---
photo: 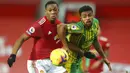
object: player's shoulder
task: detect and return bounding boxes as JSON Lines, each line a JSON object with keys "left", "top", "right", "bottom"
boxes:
{"left": 67, "top": 21, "right": 84, "bottom": 29}
{"left": 93, "top": 18, "right": 99, "bottom": 24}
{"left": 66, "top": 22, "right": 83, "bottom": 33}
{"left": 93, "top": 18, "right": 99, "bottom": 28}
{"left": 76, "top": 21, "right": 83, "bottom": 25}
{"left": 92, "top": 18, "right": 99, "bottom": 29}
{"left": 75, "top": 21, "right": 84, "bottom": 28}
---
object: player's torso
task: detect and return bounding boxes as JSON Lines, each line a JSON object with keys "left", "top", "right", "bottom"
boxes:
{"left": 30, "top": 17, "right": 62, "bottom": 60}
{"left": 42, "top": 19, "right": 58, "bottom": 42}
{"left": 68, "top": 18, "right": 99, "bottom": 51}
{"left": 37, "top": 17, "right": 61, "bottom": 47}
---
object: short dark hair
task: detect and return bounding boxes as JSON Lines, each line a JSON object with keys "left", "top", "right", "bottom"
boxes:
{"left": 45, "top": 1, "right": 58, "bottom": 9}
{"left": 79, "top": 5, "right": 93, "bottom": 15}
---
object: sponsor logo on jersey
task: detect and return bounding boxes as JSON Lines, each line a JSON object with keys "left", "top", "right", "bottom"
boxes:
{"left": 38, "top": 17, "right": 46, "bottom": 25}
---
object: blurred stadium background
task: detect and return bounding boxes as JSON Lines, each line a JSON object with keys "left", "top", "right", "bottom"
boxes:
{"left": 0, "top": 0, "right": 130, "bottom": 73}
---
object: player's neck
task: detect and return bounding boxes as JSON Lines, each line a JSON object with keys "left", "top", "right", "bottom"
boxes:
{"left": 46, "top": 16, "right": 55, "bottom": 24}
{"left": 50, "top": 20, "right": 55, "bottom": 24}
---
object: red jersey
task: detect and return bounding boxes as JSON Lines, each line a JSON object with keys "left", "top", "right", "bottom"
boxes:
{"left": 88, "top": 36, "right": 110, "bottom": 73}
{"left": 25, "top": 16, "right": 62, "bottom": 60}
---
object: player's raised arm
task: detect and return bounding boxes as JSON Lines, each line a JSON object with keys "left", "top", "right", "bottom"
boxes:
{"left": 7, "top": 33, "right": 30, "bottom": 67}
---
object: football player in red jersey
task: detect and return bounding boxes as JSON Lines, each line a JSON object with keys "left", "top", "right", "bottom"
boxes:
{"left": 7, "top": 1, "right": 67, "bottom": 73}
{"left": 82, "top": 29, "right": 110, "bottom": 73}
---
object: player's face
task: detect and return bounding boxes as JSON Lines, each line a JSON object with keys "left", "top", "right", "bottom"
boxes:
{"left": 45, "top": 4, "right": 59, "bottom": 21}
{"left": 80, "top": 11, "right": 94, "bottom": 27}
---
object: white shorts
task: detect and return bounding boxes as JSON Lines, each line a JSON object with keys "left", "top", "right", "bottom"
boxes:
{"left": 27, "top": 59, "right": 66, "bottom": 73}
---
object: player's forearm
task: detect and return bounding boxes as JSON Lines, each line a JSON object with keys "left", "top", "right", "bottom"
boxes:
{"left": 97, "top": 50, "right": 109, "bottom": 62}
{"left": 12, "top": 33, "right": 30, "bottom": 55}
{"left": 95, "top": 46, "right": 106, "bottom": 59}
{"left": 68, "top": 43, "right": 84, "bottom": 56}
{"left": 93, "top": 38, "right": 106, "bottom": 59}
{"left": 12, "top": 38, "right": 24, "bottom": 54}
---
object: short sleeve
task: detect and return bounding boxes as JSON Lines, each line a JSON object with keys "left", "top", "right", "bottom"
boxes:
{"left": 66, "top": 24, "right": 83, "bottom": 34}
{"left": 25, "top": 17, "right": 46, "bottom": 37}
{"left": 25, "top": 23, "right": 43, "bottom": 37}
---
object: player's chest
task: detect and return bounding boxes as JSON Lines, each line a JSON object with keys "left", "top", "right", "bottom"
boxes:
{"left": 79, "top": 29, "right": 97, "bottom": 49}
{"left": 83, "top": 28, "right": 96, "bottom": 42}
{"left": 42, "top": 24, "right": 57, "bottom": 39}
{"left": 69, "top": 29, "right": 96, "bottom": 44}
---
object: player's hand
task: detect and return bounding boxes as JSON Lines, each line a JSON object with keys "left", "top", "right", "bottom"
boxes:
{"left": 7, "top": 54, "right": 16, "bottom": 67}
{"left": 84, "top": 51, "right": 97, "bottom": 59}
{"left": 103, "top": 58, "right": 112, "bottom": 71}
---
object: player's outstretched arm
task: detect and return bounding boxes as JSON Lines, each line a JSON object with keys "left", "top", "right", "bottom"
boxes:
{"left": 92, "top": 37, "right": 112, "bottom": 71}
{"left": 7, "top": 33, "right": 30, "bottom": 67}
